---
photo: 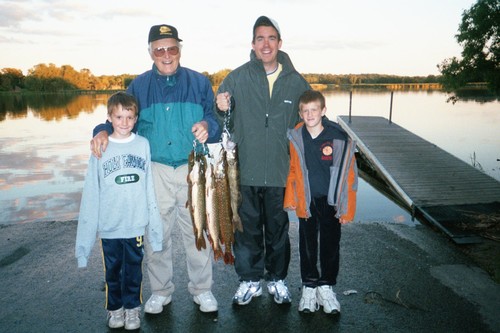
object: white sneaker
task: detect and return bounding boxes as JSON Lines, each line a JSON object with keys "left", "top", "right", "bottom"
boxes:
{"left": 267, "top": 280, "right": 291, "bottom": 304}
{"left": 144, "top": 294, "right": 172, "bottom": 314}
{"left": 107, "top": 307, "right": 124, "bottom": 328}
{"left": 193, "top": 291, "right": 218, "bottom": 312}
{"left": 316, "top": 285, "right": 340, "bottom": 314}
{"left": 232, "top": 281, "right": 262, "bottom": 305}
{"left": 298, "top": 286, "right": 318, "bottom": 313}
{"left": 124, "top": 306, "right": 141, "bottom": 330}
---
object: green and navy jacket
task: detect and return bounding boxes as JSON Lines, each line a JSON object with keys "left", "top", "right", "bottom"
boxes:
{"left": 94, "top": 64, "right": 221, "bottom": 168}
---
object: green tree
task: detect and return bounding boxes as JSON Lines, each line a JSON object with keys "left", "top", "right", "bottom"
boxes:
{"left": 0, "top": 68, "right": 24, "bottom": 91}
{"left": 438, "top": 0, "right": 500, "bottom": 95}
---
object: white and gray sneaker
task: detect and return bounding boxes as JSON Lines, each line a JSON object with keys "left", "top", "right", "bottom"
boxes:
{"left": 316, "top": 285, "right": 340, "bottom": 314}
{"left": 232, "top": 281, "right": 262, "bottom": 305}
{"left": 193, "top": 291, "right": 218, "bottom": 312}
{"left": 298, "top": 286, "right": 319, "bottom": 313}
{"left": 124, "top": 306, "right": 141, "bottom": 330}
{"left": 107, "top": 307, "right": 124, "bottom": 329}
{"left": 144, "top": 294, "right": 172, "bottom": 314}
{"left": 267, "top": 280, "right": 292, "bottom": 304}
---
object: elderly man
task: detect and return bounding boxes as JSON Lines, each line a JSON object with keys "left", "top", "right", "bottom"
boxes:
{"left": 91, "top": 24, "right": 221, "bottom": 315}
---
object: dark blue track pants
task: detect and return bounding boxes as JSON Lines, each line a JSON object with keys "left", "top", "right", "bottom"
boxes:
{"left": 101, "top": 237, "right": 144, "bottom": 310}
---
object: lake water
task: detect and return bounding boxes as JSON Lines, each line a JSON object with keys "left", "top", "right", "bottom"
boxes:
{"left": 0, "top": 90, "right": 498, "bottom": 225}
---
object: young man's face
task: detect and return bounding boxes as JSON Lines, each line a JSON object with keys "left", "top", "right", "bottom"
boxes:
{"left": 107, "top": 105, "right": 137, "bottom": 139}
{"left": 252, "top": 26, "right": 282, "bottom": 67}
{"left": 150, "top": 38, "right": 181, "bottom": 76}
{"left": 299, "top": 101, "right": 326, "bottom": 128}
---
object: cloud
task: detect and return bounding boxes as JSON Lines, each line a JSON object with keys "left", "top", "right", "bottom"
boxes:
{"left": 288, "top": 38, "right": 384, "bottom": 51}
{"left": 0, "top": 2, "right": 37, "bottom": 27}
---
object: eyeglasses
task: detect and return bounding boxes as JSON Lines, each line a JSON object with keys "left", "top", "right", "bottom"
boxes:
{"left": 152, "top": 46, "right": 180, "bottom": 57}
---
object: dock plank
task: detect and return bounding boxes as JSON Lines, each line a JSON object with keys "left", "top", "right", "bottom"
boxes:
{"left": 338, "top": 116, "right": 500, "bottom": 243}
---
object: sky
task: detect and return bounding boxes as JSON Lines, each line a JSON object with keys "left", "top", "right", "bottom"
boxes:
{"left": 0, "top": 0, "right": 477, "bottom": 77}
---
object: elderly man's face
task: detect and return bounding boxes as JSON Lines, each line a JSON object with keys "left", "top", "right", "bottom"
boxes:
{"left": 150, "top": 38, "right": 181, "bottom": 76}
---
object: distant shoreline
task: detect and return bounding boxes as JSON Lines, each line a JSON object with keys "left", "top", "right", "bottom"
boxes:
{"left": 0, "top": 82, "right": 492, "bottom": 95}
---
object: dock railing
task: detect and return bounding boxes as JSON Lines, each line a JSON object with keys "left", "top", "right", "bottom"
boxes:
{"left": 348, "top": 90, "right": 395, "bottom": 124}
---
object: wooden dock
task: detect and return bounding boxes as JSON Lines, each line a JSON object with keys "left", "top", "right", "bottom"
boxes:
{"left": 337, "top": 115, "right": 500, "bottom": 244}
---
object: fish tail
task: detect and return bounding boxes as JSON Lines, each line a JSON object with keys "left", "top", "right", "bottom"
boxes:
{"left": 232, "top": 217, "right": 244, "bottom": 233}
{"left": 196, "top": 236, "right": 207, "bottom": 251}
{"left": 223, "top": 250, "right": 234, "bottom": 265}
{"left": 214, "top": 248, "right": 224, "bottom": 262}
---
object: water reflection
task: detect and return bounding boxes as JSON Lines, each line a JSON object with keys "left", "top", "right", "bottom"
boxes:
{"left": 0, "top": 90, "right": 498, "bottom": 225}
{"left": 324, "top": 89, "right": 500, "bottom": 181}
{"left": 0, "top": 93, "right": 110, "bottom": 224}
{"left": 0, "top": 93, "right": 110, "bottom": 121}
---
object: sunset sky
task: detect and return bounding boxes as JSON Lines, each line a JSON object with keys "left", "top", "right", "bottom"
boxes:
{"left": 0, "top": 0, "right": 476, "bottom": 77}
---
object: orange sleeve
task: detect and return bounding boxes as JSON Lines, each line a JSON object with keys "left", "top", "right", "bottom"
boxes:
{"left": 340, "top": 155, "right": 357, "bottom": 223}
{"left": 284, "top": 143, "right": 298, "bottom": 210}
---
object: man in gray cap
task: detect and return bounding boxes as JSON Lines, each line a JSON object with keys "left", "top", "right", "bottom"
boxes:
{"left": 91, "top": 24, "right": 221, "bottom": 318}
{"left": 216, "top": 16, "right": 310, "bottom": 306}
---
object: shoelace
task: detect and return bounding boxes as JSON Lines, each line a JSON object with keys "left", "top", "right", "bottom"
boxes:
{"left": 275, "top": 281, "right": 289, "bottom": 296}
{"left": 319, "top": 287, "right": 337, "bottom": 306}
{"left": 236, "top": 283, "right": 250, "bottom": 295}
{"left": 198, "top": 292, "right": 213, "bottom": 303}
{"left": 150, "top": 295, "right": 164, "bottom": 304}
{"left": 320, "top": 287, "right": 335, "bottom": 299}
{"left": 238, "top": 282, "right": 259, "bottom": 295}
{"left": 303, "top": 288, "right": 316, "bottom": 298}
{"left": 109, "top": 308, "right": 123, "bottom": 318}
{"left": 127, "top": 308, "right": 139, "bottom": 320}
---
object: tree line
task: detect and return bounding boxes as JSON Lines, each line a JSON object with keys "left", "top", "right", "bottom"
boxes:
{"left": 0, "top": 64, "right": 135, "bottom": 92}
{"left": 0, "top": 63, "right": 444, "bottom": 93}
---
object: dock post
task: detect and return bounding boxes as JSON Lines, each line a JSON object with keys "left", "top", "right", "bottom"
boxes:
{"left": 349, "top": 91, "right": 352, "bottom": 123}
{"left": 389, "top": 91, "right": 394, "bottom": 124}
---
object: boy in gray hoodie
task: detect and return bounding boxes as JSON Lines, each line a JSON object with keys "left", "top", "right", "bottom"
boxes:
{"left": 75, "top": 92, "right": 162, "bottom": 330}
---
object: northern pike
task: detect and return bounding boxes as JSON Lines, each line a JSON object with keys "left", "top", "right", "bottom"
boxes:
{"left": 187, "top": 150, "right": 207, "bottom": 251}
{"left": 205, "top": 160, "right": 223, "bottom": 261}
{"left": 222, "top": 132, "right": 243, "bottom": 233}
{"left": 213, "top": 147, "right": 235, "bottom": 264}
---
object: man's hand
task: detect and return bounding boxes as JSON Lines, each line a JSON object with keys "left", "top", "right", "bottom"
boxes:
{"left": 90, "top": 130, "right": 109, "bottom": 159}
{"left": 192, "top": 121, "right": 209, "bottom": 144}
{"left": 216, "top": 92, "right": 231, "bottom": 112}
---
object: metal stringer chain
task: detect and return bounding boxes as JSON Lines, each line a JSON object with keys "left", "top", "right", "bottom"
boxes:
{"left": 222, "top": 100, "right": 232, "bottom": 141}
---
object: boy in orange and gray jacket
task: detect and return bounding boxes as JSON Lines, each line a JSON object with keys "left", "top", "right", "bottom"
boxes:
{"left": 284, "top": 90, "right": 358, "bottom": 315}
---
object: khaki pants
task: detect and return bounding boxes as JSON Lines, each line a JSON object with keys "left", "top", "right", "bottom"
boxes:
{"left": 144, "top": 162, "right": 213, "bottom": 297}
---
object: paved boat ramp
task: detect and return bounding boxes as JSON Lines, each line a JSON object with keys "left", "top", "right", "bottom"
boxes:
{"left": 338, "top": 115, "right": 500, "bottom": 244}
